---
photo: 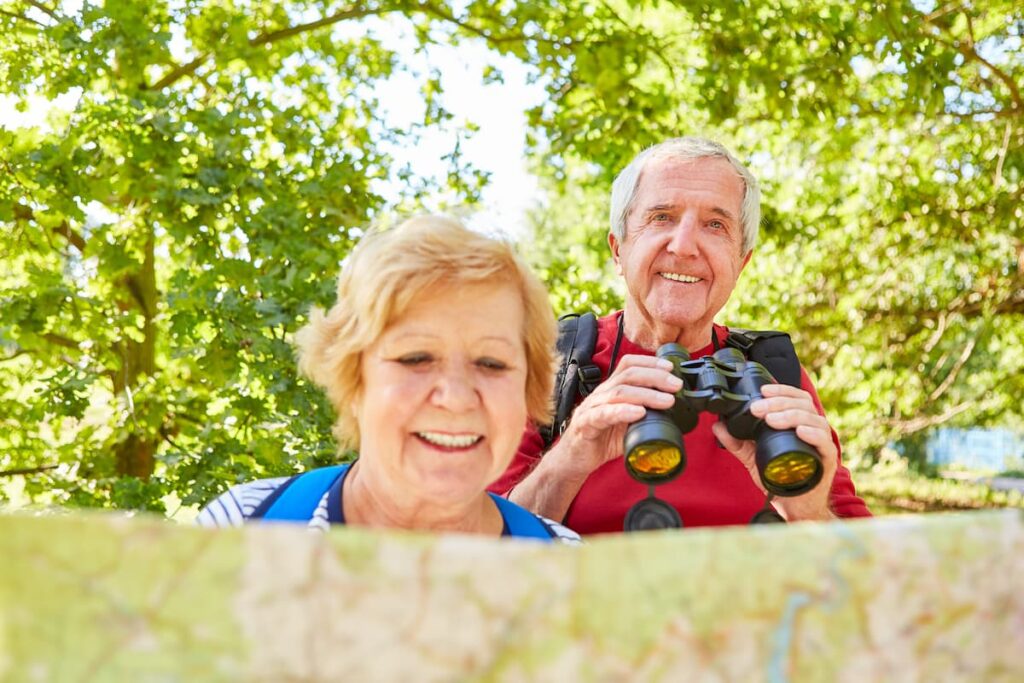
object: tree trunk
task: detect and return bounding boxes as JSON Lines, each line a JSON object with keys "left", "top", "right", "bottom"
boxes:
{"left": 111, "top": 227, "right": 159, "bottom": 480}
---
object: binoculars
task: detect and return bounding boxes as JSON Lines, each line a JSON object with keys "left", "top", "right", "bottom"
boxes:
{"left": 622, "top": 344, "right": 824, "bottom": 528}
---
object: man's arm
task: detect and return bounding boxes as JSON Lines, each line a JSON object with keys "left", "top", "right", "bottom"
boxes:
{"left": 507, "top": 437, "right": 597, "bottom": 521}
{"left": 713, "top": 368, "right": 870, "bottom": 522}
{"left": 499, "top": 354, "right": 682, "bottom": 521}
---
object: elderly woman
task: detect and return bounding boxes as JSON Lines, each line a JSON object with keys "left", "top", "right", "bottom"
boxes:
{"left": 197, "top": 215, "right": 579, "bottom": 543}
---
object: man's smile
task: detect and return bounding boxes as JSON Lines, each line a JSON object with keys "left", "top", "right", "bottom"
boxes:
{"left": 658, "top": 272, "right": 702, "bottom": 283}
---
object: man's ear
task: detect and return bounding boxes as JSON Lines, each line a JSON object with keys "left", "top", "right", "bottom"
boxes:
{"left": 608, "top": 232, "right": 624, "bottom": 276}
{"left": 740, "top": 249, "right": 753, "bottom": 273}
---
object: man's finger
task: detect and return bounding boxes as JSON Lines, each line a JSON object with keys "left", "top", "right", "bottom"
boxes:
{"left": 601, "top": 364, "right": 682, "bottom": 394}
{"left": 758, "top": 383, "right": 810, "bottom": 399}
{"left": 573, "top": 403, "right": 646, "bottom": 436}
{"left": 593, "top": 385, "right": 678, "bottom": 409}
{"left": 711, "top": 422, "right": 746, "bottom": 455}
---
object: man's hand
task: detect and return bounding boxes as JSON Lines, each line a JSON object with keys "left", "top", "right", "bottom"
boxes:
{"left": 551, "top": 354, "right": 683, "bottom": 477}
{"left": 712, "top": 383, "right": 838, "bottom": 522}
{"left": 508, "top": 354, "right": 681, "bottom": 521}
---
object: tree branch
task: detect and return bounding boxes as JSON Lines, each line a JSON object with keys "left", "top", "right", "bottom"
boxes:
{"left": 0, "top": 348, "right": 31, "bottom": 363}
{"left": 0, "top": 464, "right": 59, "bottom": 477}
{"left": 922, "top": 311, "right": 949, "bottom": 355}
{"left": 25, "top": 0, "right": 59, "bottom": 22}
{"left": 925, "top": 19, "right": 1023, "bottom": 114}
{"left": 922, "top": 4, "right": 961, "bottom": 23}
{"left": 927, "top": 336, "right": 977, "bottom": 403}
{"left": 250, "top": 5, "right": 395, "bottom": 47}
{"left": 148, "top": 53, "right": 209, "bottom": 91}
{"left": 148, "top": 4, "right": 400, "bottom": 91}
{"left": 42, "top": 333, "right": 80, "bottom": 350}
{"left": 994, "top": 120, "right": 1011, "bottom": 186}
{"left": 885, "top": 401, "right": 974, "bottom": 434}
{"left": 12, "top": 204, "right": 87, "bottom": 253}
{"left": 420, "top": 0, "right": 587, "bottom": 54}
{"left": 0, "top": 8, "right": 43, "bottom": 26}
{"left": 596, "top": 0, "right": 676, "bottom": 83}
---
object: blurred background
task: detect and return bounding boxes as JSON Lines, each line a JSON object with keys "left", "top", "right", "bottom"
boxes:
{"left": 1, "top": 0, "right": 1021, "bottom": 517}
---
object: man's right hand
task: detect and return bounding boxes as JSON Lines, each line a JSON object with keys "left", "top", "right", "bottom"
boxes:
{"left": 508, "top": 354, "right": 682, "bottom": 521}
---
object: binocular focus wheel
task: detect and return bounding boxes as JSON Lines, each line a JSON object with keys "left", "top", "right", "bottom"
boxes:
{"left": 624, "top": 497, "right": 682, "bottom": 531}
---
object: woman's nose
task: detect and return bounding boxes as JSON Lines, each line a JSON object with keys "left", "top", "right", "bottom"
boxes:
{"left": 431, "top": 364, "right": 480, "bottom": 412}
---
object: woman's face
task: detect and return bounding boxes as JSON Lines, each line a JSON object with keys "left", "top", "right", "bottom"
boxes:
{"left": 353, "top": 282, "right": 529, "bottom": 509}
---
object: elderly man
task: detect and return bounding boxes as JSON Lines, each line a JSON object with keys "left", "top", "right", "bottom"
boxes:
{"left": 491, "top": 137, "right": 870, "bottom": 534}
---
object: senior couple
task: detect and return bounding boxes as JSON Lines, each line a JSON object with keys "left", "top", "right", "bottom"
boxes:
{"left": 199, "top": 137, "right": 870, "bottom": 540}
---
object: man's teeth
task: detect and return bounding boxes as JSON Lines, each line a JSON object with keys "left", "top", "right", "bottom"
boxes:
{"left": 660, "top": 272, "right": 701, "bottom": 283}
{"left": 417, "top": 432, "right": 482, "bottom": 448}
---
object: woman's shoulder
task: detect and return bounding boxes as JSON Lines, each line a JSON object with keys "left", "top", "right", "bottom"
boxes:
{"left": 195, "top": 476, "right": 292, "bottom": 528}
{"left": 539, "top": 516, "right": 583, "bottom": 545}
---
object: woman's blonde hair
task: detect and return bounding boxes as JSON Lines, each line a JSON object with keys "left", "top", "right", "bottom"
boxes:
{"left": 295, "top": 215, "right": 557, "bottom": 450}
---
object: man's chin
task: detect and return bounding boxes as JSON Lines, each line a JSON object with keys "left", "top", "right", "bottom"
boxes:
{"left": 650, "top": 307, "right": 706, "bottom": 331}
{"left": 647, "top": 310, "right": 715, "bottom": 344}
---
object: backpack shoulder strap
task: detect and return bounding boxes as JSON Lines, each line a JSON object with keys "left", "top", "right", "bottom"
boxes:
{"left": 726, "top": 329, "right": 802, "bottom": 388}
{"left": 539, "top": 312, "right": 601, "bottom": 449}
{"left": 488, "top": 493, "right": 555, "bottom": 540}
{"left": 251, "top": 464, "right": 350, "bottom": 522}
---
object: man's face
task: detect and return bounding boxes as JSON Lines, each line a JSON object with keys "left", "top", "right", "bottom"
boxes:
{"left": 610, "top": 156, "right": 751, "bottom": 350}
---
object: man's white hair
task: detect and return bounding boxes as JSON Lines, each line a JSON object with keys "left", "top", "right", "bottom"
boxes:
{"left": 609, "top": 137, "right": 761, "bottom": 255}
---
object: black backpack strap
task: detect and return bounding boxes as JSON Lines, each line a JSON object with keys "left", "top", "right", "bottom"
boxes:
{"left": 726, "top": 329, "right": 802, "bottom": 388}
{"left": 539, "top": 313, "right": 601, "bottom": 449}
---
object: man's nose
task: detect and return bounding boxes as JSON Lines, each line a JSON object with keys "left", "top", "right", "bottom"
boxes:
{"left": 666, "top": 213, "right": 699, "bottom": 256}
{"left": 431, "top": 363, "right": 480, "bottom": 412}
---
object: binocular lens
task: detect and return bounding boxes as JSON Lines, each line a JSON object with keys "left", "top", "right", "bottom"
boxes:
{"left": 627, "top": 442, "right": 683, "bottom": 477}
{"left": 623, "top": 409, "right": 686, "bottom": 484}
{"left": 763, "top": 451, "right": 820, "bottom": 488}
{"left": 753, "top": 429, "right": 823, "bottom": 496}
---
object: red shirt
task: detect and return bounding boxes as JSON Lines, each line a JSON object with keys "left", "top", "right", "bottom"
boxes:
{"left": 490, "top": 312, "right": 871, "bottom": 535}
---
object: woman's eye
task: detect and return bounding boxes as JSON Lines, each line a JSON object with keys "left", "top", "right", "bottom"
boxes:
{"left": 396, "top": 353, "right": 432, "bottom": 366}
{"left": 652, "top": 212, "right": 671, "bottom": 223}
{"left": 708, "top": 219, "right": 725, "bottom": 230}
{"left": 477, "top": 357, "right": 509, "bottom": 371}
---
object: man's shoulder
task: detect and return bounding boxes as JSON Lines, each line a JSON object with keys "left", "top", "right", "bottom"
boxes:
{"left": 595, "top": 310, "right": 622, "bottom": 335}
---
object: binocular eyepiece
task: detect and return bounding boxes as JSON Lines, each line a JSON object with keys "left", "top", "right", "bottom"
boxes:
{"left": 624, "top": 343, "right": 824, "bottom": 498}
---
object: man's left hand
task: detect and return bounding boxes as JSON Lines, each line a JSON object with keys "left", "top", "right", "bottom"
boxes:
{"left": 711, "top": 383, "right": 838, "bottom": 522}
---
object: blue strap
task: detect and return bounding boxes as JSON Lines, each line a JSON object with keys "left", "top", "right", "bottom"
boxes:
{"left": 488, "top": 493, "right": 555, "bottom": 541}
{"left": 254, "top": 464, "right": 551, "bottom": 540}
{"left": 256, "top": 464, "right": 349, "bottom": 522}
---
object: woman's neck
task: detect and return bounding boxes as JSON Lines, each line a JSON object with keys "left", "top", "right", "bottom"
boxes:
{"left": 341, "top": 461, "right": 504, "bottom": 536}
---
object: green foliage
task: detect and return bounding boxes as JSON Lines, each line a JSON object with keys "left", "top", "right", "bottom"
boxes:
{"left": 3, "top": 0, "right": 1022, "bottom": 513}
{"left": 853, "top": 454, "right": 1024, "bottom": 513}
{"left": 0, "top": 0, "right": 643, "bottom": 511}
{"left": 529, "top": 0, "right": 1024, "bottom": 461}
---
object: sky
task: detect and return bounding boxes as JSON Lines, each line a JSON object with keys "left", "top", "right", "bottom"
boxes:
{"left": 367, "top": 25, "right": 546, "bottom": 240}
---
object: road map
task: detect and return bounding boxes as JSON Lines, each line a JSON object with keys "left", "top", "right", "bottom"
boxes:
{"left": 1, "top": 509, "right": 1021, "bottom": 681}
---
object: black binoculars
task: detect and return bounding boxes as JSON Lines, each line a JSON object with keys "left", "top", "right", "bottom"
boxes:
{"left": 624, "top": 344, "right": 824, "bottom": 498}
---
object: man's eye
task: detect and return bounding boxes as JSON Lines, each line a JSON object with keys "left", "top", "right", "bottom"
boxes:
{"left": 652, "top": 213, "right": 671, "bottom": 222}
{"left": 477, "top": 357, "right": 509, "bottom": 371}
{"left": 708, "top": 219, "right": 726, "bottom": 230}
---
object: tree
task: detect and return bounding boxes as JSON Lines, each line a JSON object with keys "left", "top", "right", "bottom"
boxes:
{"left": 0, "top": 0, "right": 649, "bottom": 510}
{"left": 527, "top": 0, "right": 1024, "bottom": 461}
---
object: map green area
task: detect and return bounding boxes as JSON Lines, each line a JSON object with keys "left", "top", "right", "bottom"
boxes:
{"left": 1, "top": 510, "right": 1021, "bottom": 681}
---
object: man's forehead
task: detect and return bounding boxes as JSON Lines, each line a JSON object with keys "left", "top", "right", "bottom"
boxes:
{"left": 641, "top": 155, "right": 741, "bottom": 183}
{"left": 636, "top": 157, "right": 744, "bottom": 203}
